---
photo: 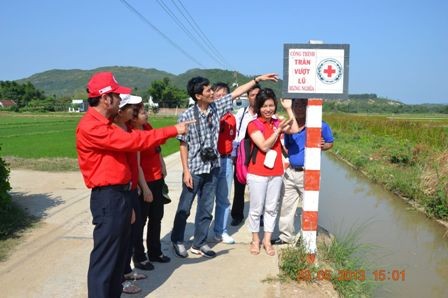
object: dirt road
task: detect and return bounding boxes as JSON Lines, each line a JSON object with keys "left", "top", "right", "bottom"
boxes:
{"left": 0, "top": 154, "right": 336, "bottom": 297}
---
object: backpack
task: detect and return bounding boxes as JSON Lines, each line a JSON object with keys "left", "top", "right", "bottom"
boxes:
{"left": 235, "top": 118, "right": 280, "bottom": 184}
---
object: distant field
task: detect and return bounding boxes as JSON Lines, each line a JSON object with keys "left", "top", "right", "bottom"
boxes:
{"left": 326, "top": 113, "right": 448, "bottom": 150}
{"left": 0, "top": 112, "right": 179, "bottom": 159}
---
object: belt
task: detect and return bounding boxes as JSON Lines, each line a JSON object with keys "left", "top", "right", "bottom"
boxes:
{"left": 92, "top": 182, "right": 131, "bottom": 192}
{"left": 220, "top": 154, "right": 231, "bottom": 158}
{"left": 290, "top": 166, "right": 304, "bottom": 172}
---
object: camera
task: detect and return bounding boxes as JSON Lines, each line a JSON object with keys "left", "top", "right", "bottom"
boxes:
{"left": 200, "top": 147, "right": 218, "bottom": 162}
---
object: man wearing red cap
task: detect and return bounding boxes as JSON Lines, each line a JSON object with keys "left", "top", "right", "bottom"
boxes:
{"left": 76, "top": 72, "right": 193, "bottom": 298}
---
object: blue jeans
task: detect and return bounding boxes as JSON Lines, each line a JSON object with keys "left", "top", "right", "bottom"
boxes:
{"left": 171, "top": 167, "right": 219, "bottom": 248}
{"left": 214, "top": 156, "right": 233, "bottom": 236}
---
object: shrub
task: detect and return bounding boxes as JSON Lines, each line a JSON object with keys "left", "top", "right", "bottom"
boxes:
{"left": 0, "top": 146, "right": 11, "bottom": 208}
{"left": 0, "top": 146, "right": 35, "bottom": 241}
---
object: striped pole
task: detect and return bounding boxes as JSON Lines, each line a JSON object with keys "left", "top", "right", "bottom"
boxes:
{"left": 302, "top": 98, "right": 323, "bottom": 263}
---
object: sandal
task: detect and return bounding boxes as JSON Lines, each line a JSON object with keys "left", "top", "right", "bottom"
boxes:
{"left": 263, "top": 243, "right": 276, "bottom": 256}
{"left": 250, "top": 241, "right": 260, "bottom": 255}
{"left": 122, "top": 281, "right": 142, "bottom": 294}
{"left": 124, "top": 271, "right": 147, "bottom": 280}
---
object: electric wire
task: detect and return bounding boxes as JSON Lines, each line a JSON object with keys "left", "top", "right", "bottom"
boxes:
{"left": 155, "top": 0, "right": 226, "bottom": 68}
{"left": 119, "top": 0, "right": 205, "bottom": 67}
{"left": 171, "top": 0, "right": 232, "bottom": 69}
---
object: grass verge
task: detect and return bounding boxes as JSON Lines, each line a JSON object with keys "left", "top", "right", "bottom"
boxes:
{"left": 4, "top": 157, "right": 80, "bottom": 171}
{"left": 279, "top": 228, "right": 376, "bottom": 297}
{"left": 4, "top": 137, "right": 180, "bottom": 172}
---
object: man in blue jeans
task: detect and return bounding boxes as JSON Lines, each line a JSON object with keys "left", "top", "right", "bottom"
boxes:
{"left": 171, "top": 73, "right": 279, "bottom": 258}
{"left": 212, "top": 82, "right": 236, "bottom": 244}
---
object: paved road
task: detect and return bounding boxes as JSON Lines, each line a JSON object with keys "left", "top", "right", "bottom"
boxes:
{"left": 1, "top": 153, "right": 285, "bottom": 297}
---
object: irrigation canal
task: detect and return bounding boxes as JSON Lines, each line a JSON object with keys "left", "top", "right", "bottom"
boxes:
{"left": 319, "top": 153, "right": 448, "bottom": 297}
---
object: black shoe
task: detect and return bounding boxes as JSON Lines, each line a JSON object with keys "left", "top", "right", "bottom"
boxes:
{"left": 149, "top": 254, "right": 171, "bottom": 263}
{"left": 270, "top": 238, "right": 289, "bottom": 245}
{"left": 162, "top": 183, "right": 171, "bottom": 204}
{"left": 230, "top": 218, "right": 243, "bottom": 226}
{"left": 190, "top": 244, "right": 216, "bottom": 258}
{"left": 162, "top": 194, "right": 172, "bottom": 204}
{"left": 133, "top": 259, "right": 154, "bottom": 271}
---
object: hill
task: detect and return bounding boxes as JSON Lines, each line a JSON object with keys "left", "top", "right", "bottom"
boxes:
{"left": 16, "top": 66, "right": 175, "bottom": 98}
{"left": 11, "top": 67, "right": 448, "bottom": 114}
{"left": 324, "top": 95, "right": 448, "bottom": 114}
{"left": 15, "top": 66, "right": 281, "bottom": 98}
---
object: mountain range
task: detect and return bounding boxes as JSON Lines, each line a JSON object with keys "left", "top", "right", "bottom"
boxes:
{"left": 13, "top": 66, "right": 447, "bottom": 113}
{"left": 16, "top": 66, "right": 280, "bottom": 98}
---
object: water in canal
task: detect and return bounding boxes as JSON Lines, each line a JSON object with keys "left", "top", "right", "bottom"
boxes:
{"left": 319, "top": 153, "right": 448, "bottom": 297}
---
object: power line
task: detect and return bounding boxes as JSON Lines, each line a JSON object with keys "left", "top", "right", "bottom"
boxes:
{"left": 155, "top": 0, "right": 227, "bottom": 68}
{"left": 170, "top": 0, "right": 232, "bottom": 69}
{"left": 119, "top": 0, "right": 205, "bottom": 67}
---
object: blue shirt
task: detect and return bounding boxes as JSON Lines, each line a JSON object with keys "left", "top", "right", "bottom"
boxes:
{"left": 284, "top": 121, "right": 334, "bottom": 167}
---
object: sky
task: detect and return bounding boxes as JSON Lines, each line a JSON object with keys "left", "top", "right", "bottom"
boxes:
{"left": 0, "top": 0, "right": 447, "bottom": 104}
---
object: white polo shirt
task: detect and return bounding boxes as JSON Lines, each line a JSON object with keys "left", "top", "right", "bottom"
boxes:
{"left": 231, "top": 107, "right": 258, "bottom": 157}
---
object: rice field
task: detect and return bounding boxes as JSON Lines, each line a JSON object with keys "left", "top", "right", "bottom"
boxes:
{"left": 0, "top": 112, "right": 179, "bottom": 159}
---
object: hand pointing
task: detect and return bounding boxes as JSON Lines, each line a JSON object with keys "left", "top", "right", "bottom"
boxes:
{"left": 175, "top": 119, "right": 196, "bottom": 135}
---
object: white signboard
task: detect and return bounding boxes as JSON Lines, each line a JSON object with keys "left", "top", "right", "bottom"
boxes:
{"left": 283, "top": 44, "right": 349, "bottom": 99}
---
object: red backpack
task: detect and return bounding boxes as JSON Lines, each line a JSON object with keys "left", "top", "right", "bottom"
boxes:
{"left": 235, "top": 118, "right": 279, "bottom": 184}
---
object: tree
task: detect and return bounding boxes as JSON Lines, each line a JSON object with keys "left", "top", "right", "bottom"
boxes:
{"left": 0, "top": 81, "right": 45, "bottom": 108}
{"left": 147, "top": 78, "right": 169, "bottom": 103}
{"left": 146, "top": 78, "right": 187, "bottom": 108}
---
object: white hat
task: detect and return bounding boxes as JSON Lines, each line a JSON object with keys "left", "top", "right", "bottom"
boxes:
{"left": 119, "top": 94, "right": 142, "bottom": 108}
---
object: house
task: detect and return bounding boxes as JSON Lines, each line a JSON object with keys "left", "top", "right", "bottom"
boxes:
{"left": 0, "top": 99, "right": 17, "bottom": 108}
{"left": 69, "top": 99, "right": 87, "bottom": 112}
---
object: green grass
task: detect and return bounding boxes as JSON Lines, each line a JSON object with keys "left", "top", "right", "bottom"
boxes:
{"left": 0, "top": 112, "right": 81, "bottom": 158}
{"left": 279, "top": 228, "right": 375, "bottom": 297}
{"left": 0, "top": 112, "right": 180, "bottom": 169}
{"left": 319, "top": 226, "right": 376, "bottom": 297}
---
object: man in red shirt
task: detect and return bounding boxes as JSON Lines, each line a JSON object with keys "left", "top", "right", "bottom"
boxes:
{"left": 76, "top": 72, "right": 192, "bottom": 298}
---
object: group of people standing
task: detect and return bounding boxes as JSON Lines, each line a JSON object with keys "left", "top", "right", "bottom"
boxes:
{"left": 76, "top": 71, "right": 333, "bottom": 297}
{"left": 110, "top": 93, "right": 173, "bottom": 294}
{"left": 171, "top": 77, "right": 334, "bottom": 258}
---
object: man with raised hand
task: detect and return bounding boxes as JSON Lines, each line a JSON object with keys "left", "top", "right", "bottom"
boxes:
{"left": 171, "top": 73, "right": 278, "bottom": 259}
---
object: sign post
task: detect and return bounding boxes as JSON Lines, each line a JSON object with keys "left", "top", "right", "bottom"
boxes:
{"left": 283, "top": 43, "right": 349, "bottom": 263}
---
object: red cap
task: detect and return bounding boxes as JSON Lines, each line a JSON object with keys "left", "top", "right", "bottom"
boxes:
{"left": 87, "top": 72, "right": 132, "bottom": 98}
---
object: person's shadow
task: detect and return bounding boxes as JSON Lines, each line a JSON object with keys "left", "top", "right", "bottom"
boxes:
{"left": 123, "top": 197, "right": 303, "bottom": 296}
{"left": 10, "top": 191, "right": 64, "bottom": 218}
{"left": 123, "top": 222, "right": 233, "bottom": 297}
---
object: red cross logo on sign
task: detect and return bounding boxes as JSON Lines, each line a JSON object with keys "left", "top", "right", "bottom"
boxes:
{"left": 323, "top": 65, "right": 336, "bottom": 78}
{"left": 317, "top": 59, "right": 342, "bottom": 84}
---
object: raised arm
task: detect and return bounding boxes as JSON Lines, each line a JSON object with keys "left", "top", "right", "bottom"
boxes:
{"left": 280, "top": 98, "right": 300, "bottom": 134}
{"left": 249, "top": 119, "right": 293, "bottom": 152}
{"left": 230, "top": 73, "right": 279, "bottom": 100}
